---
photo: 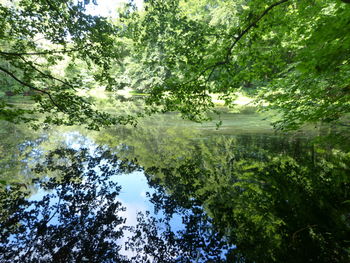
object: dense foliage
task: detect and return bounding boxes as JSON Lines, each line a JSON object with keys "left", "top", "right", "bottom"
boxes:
{"left": 116, "top": 0, "right": 350, "bottom": 129}
{"left": 0, "top": 0, "right": 138, "bottom": 129}
{"left": 0, "top": 0, "right": 349, "bottom": 129}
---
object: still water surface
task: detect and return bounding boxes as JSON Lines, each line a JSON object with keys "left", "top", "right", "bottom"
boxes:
{"left": 0, "top": 111, "right": 349, "bottom": 262}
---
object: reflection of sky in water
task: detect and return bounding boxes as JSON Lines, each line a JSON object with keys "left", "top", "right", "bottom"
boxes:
{"left": 27, "top": 131, "right": 184, "bottom": 258}
{"left": 58, "top": 132, "right": 182, "bottom": 226}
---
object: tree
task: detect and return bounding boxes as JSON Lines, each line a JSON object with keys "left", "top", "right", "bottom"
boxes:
{"left": 2, "top": 0, "right": 349, "bottom": 130}
{"left": 0, "top": 0, "right": 137, "bottom": 129}
{"left": 118, "top": 0, "right": 350, "bottom": 129}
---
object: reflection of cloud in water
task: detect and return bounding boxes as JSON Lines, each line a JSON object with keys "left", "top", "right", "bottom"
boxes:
{"left": 140, "top": 190, "right": 147, "bottom": 199}
{"left": 116, "top": 199, "right": 147, "bottom": 258}
{"left": 114, "top": 171, "right": 154, "bottom": 205}
{"left": 62, "top": 131, "right": 97, "bottom": 154}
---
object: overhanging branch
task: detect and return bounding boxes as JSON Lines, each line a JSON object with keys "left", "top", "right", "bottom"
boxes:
{"left": 19, "top": 56, "right": 77, "bottom": 91}
{"left": 180, "top": 0, "right": 289, "bottom": 87}
{"left": 226, "top": 0, "right": 289, "bottom": 61}
{"left": 0, "top": 65, "right": 66, "bottom": 112}
{"left": 0, "top": 48, "right": 80, "bottom": 57}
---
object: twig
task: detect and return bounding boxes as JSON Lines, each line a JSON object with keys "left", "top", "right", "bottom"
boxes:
{"left": 0, "top": 65, "right": 66, "bottom": 112}
{"left": 0, "top": 48, "right": 80, "bottom": 57}
{"left": 226, "top": 0, "right": 289, "bottom": 61}
{"left": 179, "top": 0, "right": 289, "bottom": 87}
{"left": 292, "top": 224, "right": 317, "bottom": 241}
{"left": 19, "top": 56, "right": 77, "bottom": 91}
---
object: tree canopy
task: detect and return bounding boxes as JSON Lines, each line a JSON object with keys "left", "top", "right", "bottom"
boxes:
{"left": 118, "top": 0, "right": 350, "bottom": 129}
{"left": 0, "top": 0, "right": 139, "bottom": 129}
{"left": 1, "top": 0, "right": 350, "bottom": 129}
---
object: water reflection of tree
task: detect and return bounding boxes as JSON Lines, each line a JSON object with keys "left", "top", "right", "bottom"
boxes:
{"left": 125, "top": 209, "right": 234, "bottom": 262}
{"left": 94, "top": 124, "right": 350, "bottom": 262}
{"left": 143, "top": 140, "right": 350, "bottom": 263}
{"left": 94, "top": 124, "right": 313, "bottom": 170}
{"left": 0, "top": 122, "right": 44, "bottom": 186}
{"left": 1, "top": 127, "right": 350, "bottom": 262}
{"left": 0, "top": 147, "right": 231, "bottom": 263}
{"left": 0, "top": 148, "right": 131, "bottom": 262}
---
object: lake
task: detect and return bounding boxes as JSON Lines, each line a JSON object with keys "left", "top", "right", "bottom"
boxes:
{"left": 0, "top": 109, "right": 349, "bottom": 262}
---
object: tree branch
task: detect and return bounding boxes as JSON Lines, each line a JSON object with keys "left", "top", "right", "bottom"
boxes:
{"left": 226, "top": 0, "right": 289, "bottom": 61}
{"left": 19, "top": 56, "right": 77, "bottom": 91}
{"left": 292, "top": 225, "right": 317, "bottom": 241}
{"left": 0, "top": 48, "right": 80, "bottom": 57}
{"left": 0, "top": 65, "right": 66, "bottom": 112}
{"left": 179, "top": 0, "right": 289, "bottom": 88}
